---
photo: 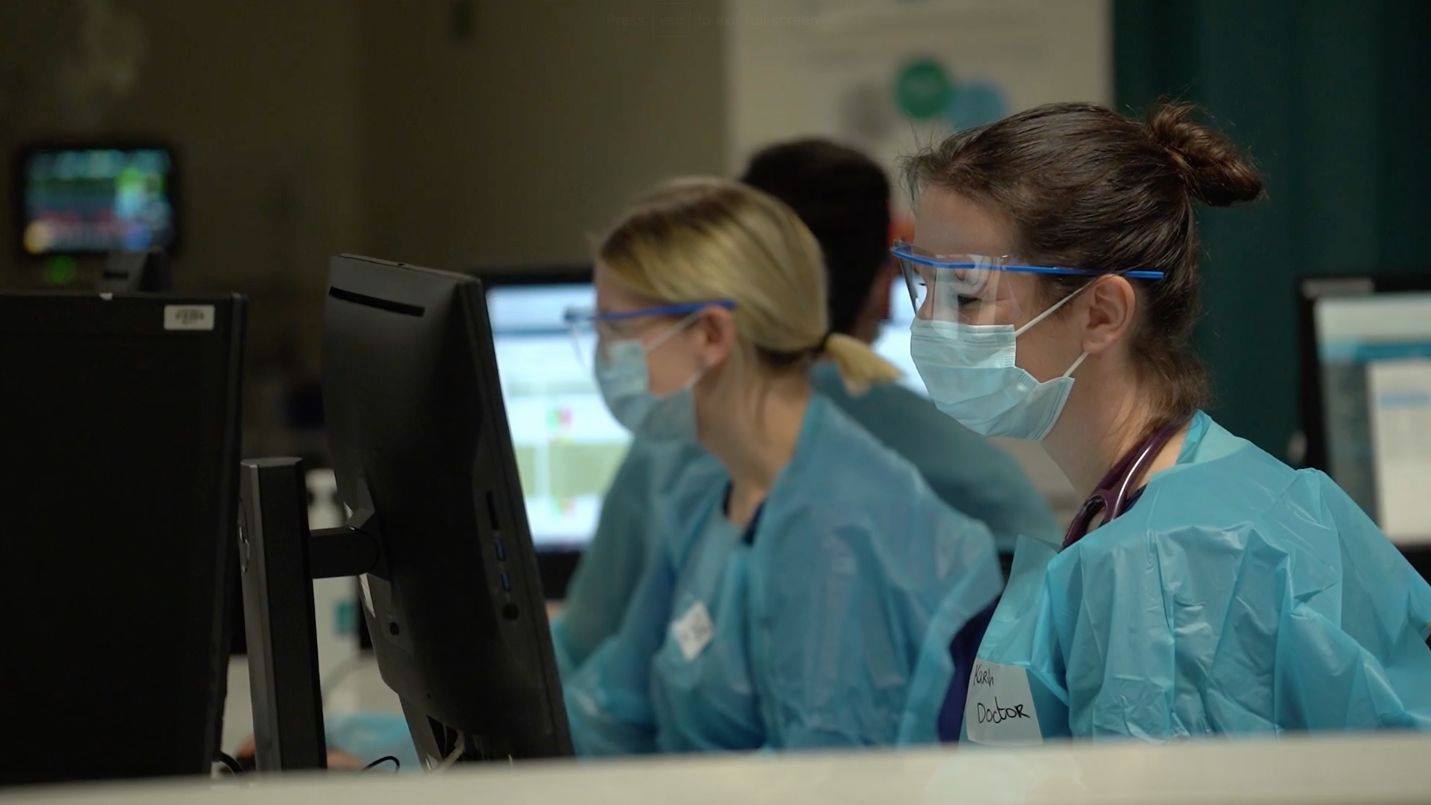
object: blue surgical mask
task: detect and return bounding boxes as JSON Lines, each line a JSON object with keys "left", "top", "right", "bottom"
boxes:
{"left": 594, "top": 315, "right": 705, "bottom": 442}
{"left": 909, "top": 287, "right": 1089, "bottom": 441}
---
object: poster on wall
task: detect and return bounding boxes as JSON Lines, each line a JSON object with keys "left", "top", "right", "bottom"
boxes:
{"left": 723, "top": 0, "right": 1112, "bottom": 221}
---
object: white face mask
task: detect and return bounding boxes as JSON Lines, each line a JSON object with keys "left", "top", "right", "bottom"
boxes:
{"left": 909, "top": 285, "right": 1089, "bottom": 441}
{"left": 593, "top": 314, "right": 706, "bottom": 442}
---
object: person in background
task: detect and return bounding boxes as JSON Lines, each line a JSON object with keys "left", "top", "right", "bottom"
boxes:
{"left": 897, "top": 101, "right": 1431, "bottom": 742}
{"left": 562, "top": 178, "right": 1001, "bottom": 752}
{"left": 553, "top": 140, "right": 1057, "bottom": 677}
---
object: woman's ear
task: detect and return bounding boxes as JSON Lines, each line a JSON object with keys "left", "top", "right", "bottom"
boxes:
{"left": 1079, "top": 275, "right": 1138, "bottom": 356}
{"left": 692, "top": 305, "right": 738, "bottom": 369}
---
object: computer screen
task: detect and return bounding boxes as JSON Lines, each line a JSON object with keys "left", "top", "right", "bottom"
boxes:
{"left": 487, "top": 282, "right": 629, "bottom": 550}
{"left": 17, "top": 145, "right": 178, "bottom": 255}
{"left": 1312, "top": 288, "right": 1431, "bottom": 545}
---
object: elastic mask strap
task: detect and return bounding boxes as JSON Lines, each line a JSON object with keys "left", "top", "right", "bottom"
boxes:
{"left": 644, "top": 309, "right": 705, "bottom": 354}
{"left": 645, "top": 309, "right": 711, "bottom": 395}
{"left": 1062, "top": 351, "right": 1089, "bottom": 379}
{"left": 1013, "top": 279, "right": 1096, "bottom": 338}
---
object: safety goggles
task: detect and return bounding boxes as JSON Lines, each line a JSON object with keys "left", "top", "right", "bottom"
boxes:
{"left": 890, "top": 240, "right": 1165, "bottom": 326}
{"left": 561, "top": 299, "right": 736, "bottom": 367}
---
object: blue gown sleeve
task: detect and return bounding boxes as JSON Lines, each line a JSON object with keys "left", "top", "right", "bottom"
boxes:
{"left": 563, "top": 540, "right": 678, "bottom": 756}
{"left": 1273, "top": 474, "right": 1431, "bottom": 730}
{"left": 554, "top": 442, "right": 724, "bottom": 679}
{"left": 552, "top": 442, "right": 665, "bottom": 676}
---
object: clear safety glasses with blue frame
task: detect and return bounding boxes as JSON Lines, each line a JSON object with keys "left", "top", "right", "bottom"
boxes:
{"left": 890, "top": 240, "right": 1166, "bottom": 326}
{"left": 562, "top": 299, "right": 737, "bottom": 367}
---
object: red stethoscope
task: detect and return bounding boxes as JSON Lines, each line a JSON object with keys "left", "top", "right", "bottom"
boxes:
{"left": 1062, "top": 420, "right": 1187, "bottom": 549}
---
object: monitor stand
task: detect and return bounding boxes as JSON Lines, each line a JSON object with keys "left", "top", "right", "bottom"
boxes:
{"left": 237, "top": 457, "right": 384, "bottom": 772}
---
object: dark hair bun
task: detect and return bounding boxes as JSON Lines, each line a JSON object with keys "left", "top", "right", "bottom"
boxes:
{"left": 1147, "top": 102, "right": 1265, "bottom": 207}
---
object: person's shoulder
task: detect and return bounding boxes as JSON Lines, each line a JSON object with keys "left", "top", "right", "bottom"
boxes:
{"left": 800, "top": 393, "right": 929, "bottom": 494}
{"left": 824, "top": 375, "right": 1036, "bottom": 479}
{"left": 783, "top": 396, "right": 994, "bottom": 551}
{"left": 1055, "top": 444, "right": 1373, "bottom": 595}
{"left": 818, "top": 370, "right": 960, "bottom": 434}
{"left": 610, "top": 438, "right": 726, "bottom": 564}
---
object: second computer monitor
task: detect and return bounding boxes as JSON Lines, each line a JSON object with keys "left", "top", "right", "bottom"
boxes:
{"left": 1303, "top": 276, "right": 1431, "bottom": 548}
{"left": 323, "top": 255, "right": 571, "bottom": 764}
{"left": 483, "top": 269, "right": 626, "bottom": 556}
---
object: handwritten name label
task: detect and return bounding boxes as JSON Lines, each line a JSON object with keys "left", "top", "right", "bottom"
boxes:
{"left": 964, "top": 659, "right": 1043, "bottom": 745}
{"left": 974, "top": 665, "right": 997, "bottom": 687}
{"left": 976, "top": 698, "right": 1031, "bottom": 724}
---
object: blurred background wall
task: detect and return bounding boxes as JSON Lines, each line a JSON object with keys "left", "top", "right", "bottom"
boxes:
{"left": 1, "top": 0, "right": 1426, "bottom": 463}
{"left": 0, "top": 0, "right": 728, "bottom": 456}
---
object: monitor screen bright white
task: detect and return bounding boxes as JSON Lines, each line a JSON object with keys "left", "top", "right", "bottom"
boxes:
{"left": 1314, "top": 291, "right": 1431, "bottom": 545}
{"left": 488, "top": 283, "right": 630, "bottom": 550}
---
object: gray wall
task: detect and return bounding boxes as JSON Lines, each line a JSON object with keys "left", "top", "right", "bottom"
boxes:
{"left": 0, "top": 0, "right": 727, "bottom": 455}
{"left": 357, "top": 0, "right": 728, "bottom": 269}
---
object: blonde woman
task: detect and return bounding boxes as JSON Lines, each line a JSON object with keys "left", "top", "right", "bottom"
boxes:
{"left": 561, "top": 178, "right": 1002, "bottom": 753}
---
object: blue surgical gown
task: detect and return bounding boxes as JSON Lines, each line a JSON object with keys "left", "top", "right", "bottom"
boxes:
{"left": 550, "top": 438, "right": 723, "bottom": 676}
{"left": 553, "top": 363, "right": 1052, "bottom": 673}
{"left": 964, "top": 410, "right": 1431, "bottom": 744}
{"left": 564, "top": 395, "right": 1003, "bottom": 753}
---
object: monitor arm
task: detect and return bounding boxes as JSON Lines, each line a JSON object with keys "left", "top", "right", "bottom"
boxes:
{"left": 237, "top": 457, "right": 385, "bottom": 773}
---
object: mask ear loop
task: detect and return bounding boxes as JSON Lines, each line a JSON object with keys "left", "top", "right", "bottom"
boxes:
{"left": 643, "top": 308, "right": 706, "bottom": 354}
{"left": 1012, "top": 277, "right": 1099, "bottom": 378}
{"left": 1062, "top": 350, "right": 1089, "bottom": 379}
{"left": 643, "top": 307, "right": 717, "bottom": 396}
{"left": 1012, "top": 277, "right": 1096, "bottom": 337}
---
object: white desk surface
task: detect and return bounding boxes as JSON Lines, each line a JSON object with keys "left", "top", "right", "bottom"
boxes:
{"left": 11, "top": 732, "right": 1431, "bottom": 804}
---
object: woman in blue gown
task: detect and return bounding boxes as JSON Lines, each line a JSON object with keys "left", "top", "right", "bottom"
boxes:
{"left": 896, "top": 101, "right": 1431, "bottom": 742}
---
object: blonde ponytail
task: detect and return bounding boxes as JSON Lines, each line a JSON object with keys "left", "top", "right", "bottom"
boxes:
{"left": 822, "top": 332, "right": 901, "bottom": 394}
{"left": 598, "top": 177, "right": 900, "bottom": 394}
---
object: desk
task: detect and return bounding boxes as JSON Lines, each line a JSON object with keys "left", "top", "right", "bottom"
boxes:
{"left": 11, "top": 732, "right": 1431, "bottom": 804}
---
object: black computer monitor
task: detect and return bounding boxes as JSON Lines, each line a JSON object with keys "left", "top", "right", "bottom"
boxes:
{"left": 323, "top": 254, "right": 571, "bottom": 765}
{"left": 1298, "top": 275, "right": 1431, "bottom": 576}
{"left": 0, "top": 293, "right": 245, "bottom": 784}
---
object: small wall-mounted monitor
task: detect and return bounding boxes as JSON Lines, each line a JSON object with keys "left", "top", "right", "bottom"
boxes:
{"left": 16, "top": 144, "right": 178, "bottom": 256}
